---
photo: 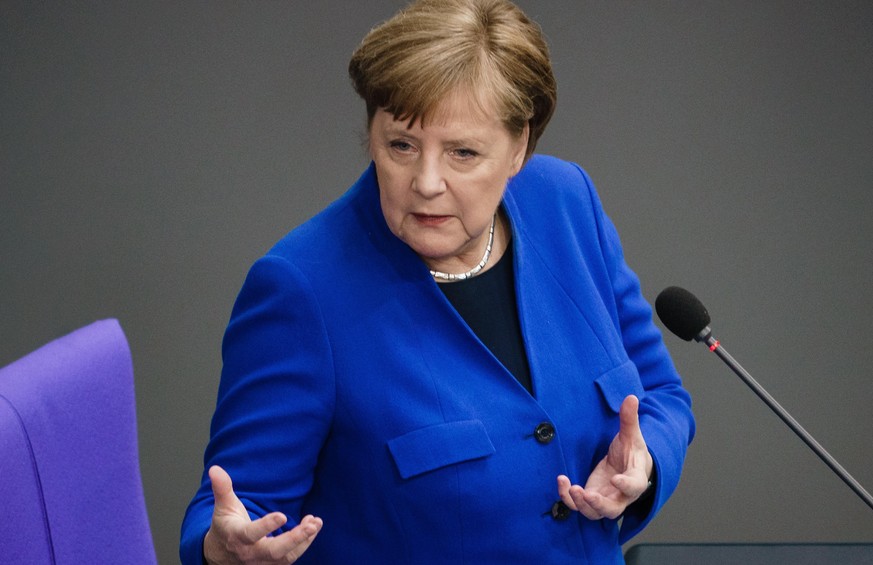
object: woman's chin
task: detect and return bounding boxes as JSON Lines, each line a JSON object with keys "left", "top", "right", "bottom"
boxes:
{"left": 405, "top": 240, "right": 458, "bottom": 268}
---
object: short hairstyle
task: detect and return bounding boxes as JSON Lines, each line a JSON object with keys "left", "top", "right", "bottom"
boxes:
{"left": 348, "top": 0, "right": 556, "bottom": 160}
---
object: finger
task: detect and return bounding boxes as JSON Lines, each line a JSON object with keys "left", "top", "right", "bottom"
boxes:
{"left": 280, "top": 516, "right": 323, "bottom": 561}
{"left": 569, "top": 487, "right": 604, "bottom": 521}
{"left": 611, "top": 473, "right": 648, "bottom": 498}
{"left": 580, "top": 489, "right": 625, "bottom": 520}
{"left": 556, "top": 475, "right": 579, "bottom": 511}
{"left": 299, "top": 515, "right": 323, "bottom": 537}
{"left": 255, "top": 515, "right": 322, "bottom": 562}
{"left": 238, "top": 511, "right": 290, "bottom": 545}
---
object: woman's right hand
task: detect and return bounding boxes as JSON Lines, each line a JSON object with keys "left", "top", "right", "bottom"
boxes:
{"left": 203, "top": 465, "right": 323, "bottom": 565}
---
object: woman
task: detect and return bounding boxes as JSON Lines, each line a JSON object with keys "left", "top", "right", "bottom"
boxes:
{"left": 181, "top": 1, "right": 695, "bottom": 563}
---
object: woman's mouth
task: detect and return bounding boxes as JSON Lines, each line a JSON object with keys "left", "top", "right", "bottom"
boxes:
{"left": 413, "top": 214, "right": 451, "bottom": 226}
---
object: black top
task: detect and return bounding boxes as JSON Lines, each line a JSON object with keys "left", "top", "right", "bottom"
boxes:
{"left": 437, "top": 239, "right": 533, "bottom": 394}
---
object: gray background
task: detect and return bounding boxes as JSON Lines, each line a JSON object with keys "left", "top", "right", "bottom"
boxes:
{"left": 2, "top": 1, "right": 872, "bottom": 562}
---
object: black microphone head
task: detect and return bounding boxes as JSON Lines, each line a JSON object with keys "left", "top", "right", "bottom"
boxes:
{"left": 655, "top": 286, "right": 711, "bottom": 341}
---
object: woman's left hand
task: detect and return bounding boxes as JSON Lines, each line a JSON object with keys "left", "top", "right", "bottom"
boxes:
{"left": 556, "top": 394, "right": 653, "bottom": 520}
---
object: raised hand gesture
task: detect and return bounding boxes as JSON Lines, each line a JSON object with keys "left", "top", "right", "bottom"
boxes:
{"left": 557, "top": 395, "right": 653, "bottom": 520}
{"left": 203, "top": 465, "right": 323, "bottom": 565}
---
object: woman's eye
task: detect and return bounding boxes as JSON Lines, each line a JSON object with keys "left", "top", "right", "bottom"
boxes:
{"left": 389, "top": 140, "right": 413, "bottom": 152}
{"left": 453, "top": 148, "right": 478, "bottom": 159}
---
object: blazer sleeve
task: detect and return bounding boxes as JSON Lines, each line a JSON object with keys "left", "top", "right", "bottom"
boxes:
{"left": 179, "top": 254, "right": 336, "bottom": 565}
{"left": 578, "top": 166, "right": 696, "bottom": 542}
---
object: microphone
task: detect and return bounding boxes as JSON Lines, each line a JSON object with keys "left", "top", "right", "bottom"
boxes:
{"left": 656, "top": 286, "right": 873, "bottom": 511}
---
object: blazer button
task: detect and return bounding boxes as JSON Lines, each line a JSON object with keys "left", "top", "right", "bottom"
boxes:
{"left": 534, "top": 422, "right": 556, "bottom": 444}
{"left": 551, "top": 501, "right": 571, "bottom": 521}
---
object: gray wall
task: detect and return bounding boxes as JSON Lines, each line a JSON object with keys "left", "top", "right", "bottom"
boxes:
{"left": 3, "top": 1, "right": 872, "bottom": 562}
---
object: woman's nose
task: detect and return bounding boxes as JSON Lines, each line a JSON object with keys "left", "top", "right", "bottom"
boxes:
{"left": 412, "top": 156, "right": 446, "bottom": 197}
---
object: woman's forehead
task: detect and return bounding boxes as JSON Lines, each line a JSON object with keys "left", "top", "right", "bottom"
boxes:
{"left": 387, "top": 86, "right": 504, "bottom": 130}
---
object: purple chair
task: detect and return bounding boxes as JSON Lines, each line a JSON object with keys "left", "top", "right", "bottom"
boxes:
{"left": 0, "top": 319, "right": 157, "bottom": 564}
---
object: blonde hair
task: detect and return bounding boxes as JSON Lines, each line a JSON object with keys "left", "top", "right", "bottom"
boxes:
{"left": 348, "top": 0, "right": 556, "bottom": 160}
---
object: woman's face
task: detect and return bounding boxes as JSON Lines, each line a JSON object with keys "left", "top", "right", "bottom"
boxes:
{"left": 370, "top": 91, "right": 528, "bottom": 275}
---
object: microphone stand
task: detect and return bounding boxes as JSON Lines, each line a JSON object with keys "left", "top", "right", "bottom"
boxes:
{"left": 695, "top": 326, "right": 873, "bottom": 511}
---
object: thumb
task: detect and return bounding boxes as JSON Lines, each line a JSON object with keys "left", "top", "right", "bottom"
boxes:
{"left": 209, "top": 465, "right": 241, "bottom": 513}
{"left": 618, "top": 394, "right": 642, "bottom": 441}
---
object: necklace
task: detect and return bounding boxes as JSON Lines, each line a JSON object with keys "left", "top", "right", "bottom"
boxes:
{"left": 429, "top": 214, "right": 496, "bottom": 282}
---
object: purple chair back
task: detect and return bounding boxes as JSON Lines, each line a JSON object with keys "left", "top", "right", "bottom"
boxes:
{"left": 0, "top": 319, "right": 157, "bottom": 564}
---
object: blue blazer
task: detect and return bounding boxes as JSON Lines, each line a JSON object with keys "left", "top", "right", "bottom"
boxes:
{"left": 181, "top": 155, "right": 695, "bottom": 564}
